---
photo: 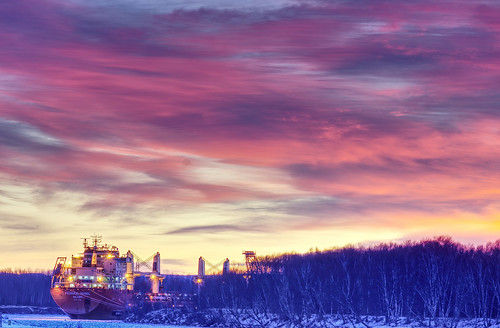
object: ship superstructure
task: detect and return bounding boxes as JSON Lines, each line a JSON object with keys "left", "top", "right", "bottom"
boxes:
{"left": 50, "top": 235, "right": 161, "bottom": 319}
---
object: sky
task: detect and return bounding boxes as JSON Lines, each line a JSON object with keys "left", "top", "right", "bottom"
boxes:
{"left": 1, "top": 0, "right": 500, "bottom": 274}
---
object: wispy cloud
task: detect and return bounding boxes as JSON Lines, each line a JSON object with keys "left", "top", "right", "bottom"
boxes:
{"left": 0, "top": 119, "right": 65, "bottom": 152}
{"left": 166, "top": 223, "right": 266, "bottom": 235}
{"left": 0, "top": 214, "right": 44, "bottom": 232}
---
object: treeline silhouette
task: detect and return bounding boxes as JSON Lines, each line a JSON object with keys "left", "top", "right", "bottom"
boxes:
{"left": 0, "top": 271, "right": 55, "bottom": 306}
{"left": 199, "top": 236, "right": 500, "bottom": 325}
{"left": 4, "top": 237, "right": 500, "bottom": 326}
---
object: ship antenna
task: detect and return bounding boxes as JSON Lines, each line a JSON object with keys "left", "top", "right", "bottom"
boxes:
{"left": 81, "top": 238, "right": 89, "bottom": 248}
{"left": 91, "top": 234, "right": 102, "bottom": 247}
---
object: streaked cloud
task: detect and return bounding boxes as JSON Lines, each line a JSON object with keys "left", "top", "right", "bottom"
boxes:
{"left": 0, "top": 214, "right": 43, "bottom": 232}
{"left": 0, "top": 119, "right": 65, "bottom": 151}
{"left": 166, "top": 223, "right": 266, "bottom": 235}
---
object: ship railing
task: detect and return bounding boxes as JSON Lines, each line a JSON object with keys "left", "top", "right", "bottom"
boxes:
{"left": 52, "top": 280, "right": 133, "bottom": 289}
{"left": 52, "top": 257, "right": 67, "bottom": 276}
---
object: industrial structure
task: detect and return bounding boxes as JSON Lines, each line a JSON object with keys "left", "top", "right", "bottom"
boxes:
{"left": 243, "top": 251, "right": 256, "bottom": 274}
{"left": 196, "top": 256, "right": 230, "bottom": 278}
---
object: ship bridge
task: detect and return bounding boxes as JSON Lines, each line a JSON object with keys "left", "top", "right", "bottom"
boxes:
{"left": 51, "top": 235, "right": 162, "bottom": 294}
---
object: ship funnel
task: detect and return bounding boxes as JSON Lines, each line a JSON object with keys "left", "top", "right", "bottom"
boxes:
{"left": 152, "top": 252, "right": 160, "bottom": 274}
{"left": 91, "top": 251, "right": 97, "bottom": 267}
{"left": 198, "top": 256, "right": 205, "bottom": 277}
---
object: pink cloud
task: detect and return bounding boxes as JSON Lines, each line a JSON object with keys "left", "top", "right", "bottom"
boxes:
{"left": 1, "top": 0, "right": 499, "bottom": 250}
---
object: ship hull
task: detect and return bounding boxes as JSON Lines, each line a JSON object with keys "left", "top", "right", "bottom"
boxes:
{"left": 50, "top": 287, "right": 133, "bottom": 320}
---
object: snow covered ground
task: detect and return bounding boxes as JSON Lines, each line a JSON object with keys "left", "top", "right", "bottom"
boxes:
{"left": 128, "top": 308, "right": 500, "bottom": 328}
{"left": 0, "top": 314, "right": 195, "bottom": 328}
{"left": 5, "top": 313, "right": 500, "bottom": 328}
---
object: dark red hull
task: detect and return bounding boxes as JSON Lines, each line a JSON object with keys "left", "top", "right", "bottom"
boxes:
{"left": 50, "top": 287, "right": 133, "bottom": 320}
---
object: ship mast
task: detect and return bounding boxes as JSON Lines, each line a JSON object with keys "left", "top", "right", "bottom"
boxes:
{"left": 91, "top": 234, "right": 102, "bottom": 247}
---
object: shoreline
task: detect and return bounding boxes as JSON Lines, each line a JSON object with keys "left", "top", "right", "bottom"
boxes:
{"left": 0, "top": 305, "right": 64, "bottom": 315}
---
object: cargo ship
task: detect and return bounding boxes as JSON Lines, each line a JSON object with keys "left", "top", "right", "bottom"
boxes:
{"left": 50, "top": 235, "right": 162, "bottom": 319}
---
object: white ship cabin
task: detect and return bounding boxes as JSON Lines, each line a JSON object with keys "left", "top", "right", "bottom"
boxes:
{"left": 51, "top": 240, "right": 134, "bottom": 291}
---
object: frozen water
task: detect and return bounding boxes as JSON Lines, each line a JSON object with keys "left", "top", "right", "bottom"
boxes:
{"left": 1, "top": 314, "right": 196, "bottom": 328}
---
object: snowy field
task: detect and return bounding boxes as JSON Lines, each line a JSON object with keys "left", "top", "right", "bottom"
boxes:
{"left": 5, "top": 314, "right": 500, "bottom": 328}
{"left": 0, "top": 314, "right": 195, "bottom": 328}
